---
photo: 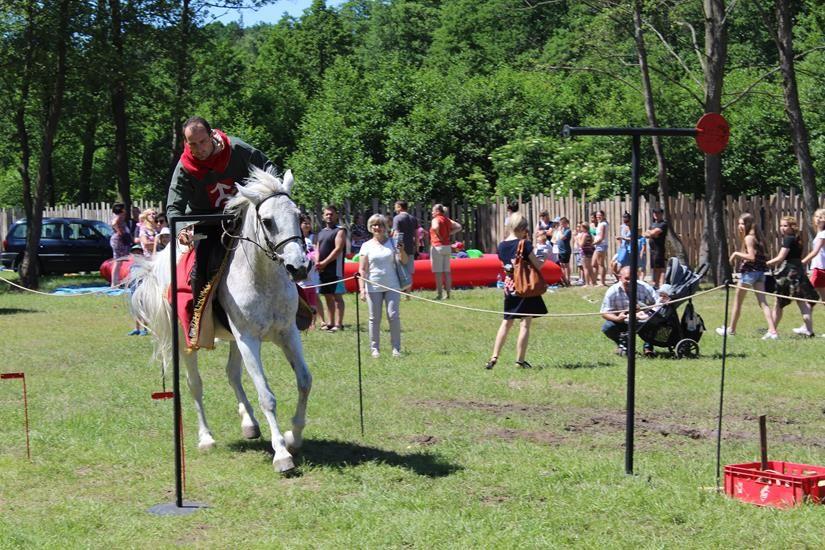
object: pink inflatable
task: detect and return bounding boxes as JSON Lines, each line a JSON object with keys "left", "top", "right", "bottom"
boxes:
{"left": 342, "top": 254, "right": 561, "bottom": 293}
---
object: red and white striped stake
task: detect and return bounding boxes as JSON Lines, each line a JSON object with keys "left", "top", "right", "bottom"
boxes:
{"left": 1, "top": 372, "right": 31, "bottom": 461}
{"left": 152, "top": 391, "right": 186, "bottom": 491}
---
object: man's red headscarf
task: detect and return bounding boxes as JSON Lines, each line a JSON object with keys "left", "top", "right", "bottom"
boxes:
{"left": 180, "top": 129, "right": 231, "bottom": 179}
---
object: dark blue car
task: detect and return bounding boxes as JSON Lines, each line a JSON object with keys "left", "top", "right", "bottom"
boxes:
{"left": 1, "top": 217, "right": 114, "bottom": 274}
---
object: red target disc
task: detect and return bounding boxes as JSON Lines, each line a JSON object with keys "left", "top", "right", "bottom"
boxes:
{"left": 695, "top": 113, "right": 730, "bottom": 154}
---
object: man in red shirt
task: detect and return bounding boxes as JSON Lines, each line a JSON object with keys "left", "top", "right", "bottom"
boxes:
{"left": 429, "top": 204, "right": 462, "bottom": 300}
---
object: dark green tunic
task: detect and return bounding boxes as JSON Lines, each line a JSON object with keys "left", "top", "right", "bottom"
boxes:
{"left": 165, "top": 137, "right": 275, "bottom": 221}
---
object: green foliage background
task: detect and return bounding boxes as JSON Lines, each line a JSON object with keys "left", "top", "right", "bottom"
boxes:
{"left": 1, "top": 0, "right": 823, "bottom": 208}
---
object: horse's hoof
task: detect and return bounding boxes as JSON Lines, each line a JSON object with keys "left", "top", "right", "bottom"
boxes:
{"left": 284, "top": 430, "right": 302, "bottom": 453}
{"left": 273, "top": 455, "right": 295, "bottom": 473}
{"left": 198, "top": 435, "right": 216, "bottom": 451}
{"left": 242, "top": 424, "right": 261, "bottom": 440}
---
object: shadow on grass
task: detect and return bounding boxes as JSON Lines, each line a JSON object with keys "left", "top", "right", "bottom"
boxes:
{"left": 228, "top": 437, "right": 461, "bottom": 478}
{"left": 0, "top": 307, "right": 40, "bottom": 315}
{"left": 554, "top": 361, "right": 615, "bottom": 369}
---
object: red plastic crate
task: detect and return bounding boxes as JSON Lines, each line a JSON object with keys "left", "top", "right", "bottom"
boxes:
{"left": 724, "top": 461, "right": 825, "bottom": 508}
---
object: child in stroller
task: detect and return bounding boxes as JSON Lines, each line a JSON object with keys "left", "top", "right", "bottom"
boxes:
{"left": 638, "top": 258, "right": 708, "bottom": 358}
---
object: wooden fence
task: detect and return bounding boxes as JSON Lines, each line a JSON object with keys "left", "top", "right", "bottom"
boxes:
{"left": 2, "top": 191, "right": 823, "bottom": 270}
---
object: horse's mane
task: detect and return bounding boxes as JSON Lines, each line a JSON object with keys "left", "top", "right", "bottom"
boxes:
{"left": 225, "top": 166, "right": 286, "bottom": 216}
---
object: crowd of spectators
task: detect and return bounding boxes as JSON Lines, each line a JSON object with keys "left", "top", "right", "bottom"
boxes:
{"left": 109, "top": 191, "right": 824, "bottom": 359}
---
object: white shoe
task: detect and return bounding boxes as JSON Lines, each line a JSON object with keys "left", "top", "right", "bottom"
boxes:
{"left": 761, "top": 332, "right": 779, "bottom": 340}
{"left": 371, "top": 349, "right": 380, "bottom": 358}
{"left": 392, "top": 349, "right": 401, "bottom": 358}
{"left": 715, "top": 326, "right": 735, "bottom": 337}
{"left": 792, "top": 326, "right": 814, "bottom": 337}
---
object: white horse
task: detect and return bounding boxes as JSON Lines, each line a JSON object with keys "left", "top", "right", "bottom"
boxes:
{"left": 132, "top": 167, "right": 312, "bottom": 473}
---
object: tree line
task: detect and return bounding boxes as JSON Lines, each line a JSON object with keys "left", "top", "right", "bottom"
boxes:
{"left": 2, "top": 0, "right": 823, "bottom": 286}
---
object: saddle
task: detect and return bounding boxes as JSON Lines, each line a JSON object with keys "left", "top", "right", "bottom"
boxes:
{"left": 168, "top": 242, "right": 314, "bottom": 352}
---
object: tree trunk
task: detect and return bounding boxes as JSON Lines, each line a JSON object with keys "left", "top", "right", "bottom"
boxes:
{"left": 166, "top": 0, "right": 192, "bottom": 191}
{"left": 46, "top": 157, "right": 56, "bottom": 207}
{"left": 16, "top": 0, "right": 35, "bottom": 228}
{"left": 772, "top": 0, "right": 818, "bottom": 242}
{"left": 20, "top": 0, "right": 71, "bottom": 288}
{"left": 700, "top": 0, "right": 731, "bottom": 284}
{"left": 632, "top": 0, "right": 687, "bottom": 262}
{"left": 78, "top": 114, "right": 97, "bottom": 204}
{"left": 110, "top": 0, "right": 131, "bottom": 215}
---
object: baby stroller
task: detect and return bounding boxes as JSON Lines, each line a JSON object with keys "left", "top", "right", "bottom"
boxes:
{"left": 638, "top": 258, "right": 708, "bottom": 358}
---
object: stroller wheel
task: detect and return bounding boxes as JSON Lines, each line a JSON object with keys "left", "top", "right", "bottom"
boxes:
{"left": 675, "top": 339, "right": 700, "bottom": 359}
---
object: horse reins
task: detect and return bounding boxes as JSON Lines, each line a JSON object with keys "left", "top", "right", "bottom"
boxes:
{"left": 221, "top": 191, "right": 306, "bottom": 263}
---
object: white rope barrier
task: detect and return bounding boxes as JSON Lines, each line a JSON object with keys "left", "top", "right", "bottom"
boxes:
{"left": 0, "top": 275, "right": 129, "bottom": 296}
{"left": 736, "top": 284, "right": 825, "bottom": 306}
{"left": 300, "top": 275, "right": 357, "bottom": 290}
{"left": 359, "top": 276, "right": 727, "bottom": 318}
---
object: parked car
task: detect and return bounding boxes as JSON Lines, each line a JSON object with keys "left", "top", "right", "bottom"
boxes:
{"left": 1, "top": 217, "right": 114, "bottom": 274}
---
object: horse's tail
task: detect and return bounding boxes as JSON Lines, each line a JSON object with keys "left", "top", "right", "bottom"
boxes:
{"left": 130, "top": 248, "right": 174, "bottom": 375}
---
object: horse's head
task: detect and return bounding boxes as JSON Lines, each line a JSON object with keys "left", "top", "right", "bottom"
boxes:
{"left": 230, "top": 167, "right": 311, "bottom": 282}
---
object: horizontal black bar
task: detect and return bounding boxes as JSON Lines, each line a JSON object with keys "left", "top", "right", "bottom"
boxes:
{"left": 169, "top": 214, "right": 235, "bottom": 223}
{"left": 562, "top": 125, "right": 696, "bottom": 138}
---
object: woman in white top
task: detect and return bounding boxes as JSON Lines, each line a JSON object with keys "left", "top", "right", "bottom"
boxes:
{"left": 798, "top": 208, "right": 825, "bottom": 334}
{"left": 592, "top": 210, "right": 610, "bottom": 286}
{"left": 358, "top": 213, "right": 408, "bottom": 358}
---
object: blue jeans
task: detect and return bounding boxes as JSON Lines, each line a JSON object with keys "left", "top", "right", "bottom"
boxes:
{"left": 601, "top": 320, "right": 653, "bottom": 352}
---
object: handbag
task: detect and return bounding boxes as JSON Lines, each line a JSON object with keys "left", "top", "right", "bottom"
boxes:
{"left": 512, "top": 239, "right": 547, "bottom": 297}
{"left": 391, "top": 238, "right": 413, "bottom": 290}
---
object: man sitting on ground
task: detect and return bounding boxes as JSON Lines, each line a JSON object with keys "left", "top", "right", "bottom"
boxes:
{"left": 600, "top": 266, "right": 657, "bottom": 357}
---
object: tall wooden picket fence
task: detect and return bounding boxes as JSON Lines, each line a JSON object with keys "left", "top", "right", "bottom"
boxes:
{"left": 522, "top": 189, "right": 824, "bottom": 268}
{"left": 2, "top": 192, "right": 823, "bottom": 269}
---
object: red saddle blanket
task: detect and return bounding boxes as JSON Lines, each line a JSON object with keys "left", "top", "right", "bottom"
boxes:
{"left": 166, "top": 249, "right": 313, "bottom": 351}
{"left": 166, "top": 249, "right": 214, "bottom": 351}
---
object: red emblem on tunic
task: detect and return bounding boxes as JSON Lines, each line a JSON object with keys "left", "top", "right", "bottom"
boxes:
{"left": 207, "top": 178, "right": 237, "bottom": 208}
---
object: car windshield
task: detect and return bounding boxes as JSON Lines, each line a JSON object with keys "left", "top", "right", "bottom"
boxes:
{"left": 92, "top": 221, "right": 113, "bottom": 238}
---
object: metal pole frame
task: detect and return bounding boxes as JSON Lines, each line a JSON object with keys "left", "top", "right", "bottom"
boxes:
{"left": 354, "top": 273, "right": 365, "bottom": 437}
{"left": 563, "top": 124, "right": 699, "bottom": 475}
{"left": 165, "top": 213, "right": 232, "bottom": 510}
{"left": 715, "top": 281, "right": 731, "bottom": 488}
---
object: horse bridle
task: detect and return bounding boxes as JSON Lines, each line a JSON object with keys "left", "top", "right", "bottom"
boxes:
{"left": 223, "top": 191, "right": 306, "bottom": 263}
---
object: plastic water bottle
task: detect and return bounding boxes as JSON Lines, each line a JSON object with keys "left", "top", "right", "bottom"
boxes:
{"left": 496, "top": 273, "right": 504, "bottom": 288}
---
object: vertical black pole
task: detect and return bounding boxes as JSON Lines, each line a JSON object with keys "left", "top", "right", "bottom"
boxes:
{"left": 355, "top": 274, "right": 365, "bottom": 437}
{"left": 759, "top": 415, "right": 769, "bottom": 470}
{"left": 625, "top": 135, "right": 641, "bottom": 475}
{"left": 716, "top": 281, "right": 731, "bottom": 488}
{"left": 169, "top": 218, "right": 183, "bottom": 508}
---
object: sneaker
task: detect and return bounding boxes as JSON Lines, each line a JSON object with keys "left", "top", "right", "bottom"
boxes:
{"left": 371, "top": 349, "right": 380, "bottom": 358}
{"left": 127, "top": 329, "right": 141, "bottom": 336}
{"left": 392, "top": 349, "right": 401, "bottom": 358}
{"left": 715, "top": 326, "right": 735, "bottom": 337}
{"left": 615, "top": 346, "right": 627, "bottom": 357}
{"left": 761, "top": 332, "right": 779, "bottom": 340}
{"left": 792, "top": 326, "right": 814, "bottom": 337}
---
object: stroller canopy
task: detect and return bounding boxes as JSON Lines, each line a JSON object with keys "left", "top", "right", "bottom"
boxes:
{"left": 664, "top": 257, "right": 708, "bottom": 301}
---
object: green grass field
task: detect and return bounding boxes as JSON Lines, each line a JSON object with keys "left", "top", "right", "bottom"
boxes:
{"left": 2, "top": 271, "right": 825, "bottom": 548}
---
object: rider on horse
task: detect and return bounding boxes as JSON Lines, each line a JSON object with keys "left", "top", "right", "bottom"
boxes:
{"left": 166, "top": 116, "right": 278, "bottom": 336}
